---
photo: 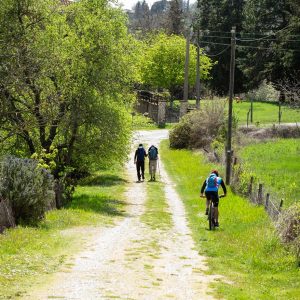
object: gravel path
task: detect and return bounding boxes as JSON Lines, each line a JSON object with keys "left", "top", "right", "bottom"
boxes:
{"left": 24, "top": 130, "right": 219, "bottom": 300}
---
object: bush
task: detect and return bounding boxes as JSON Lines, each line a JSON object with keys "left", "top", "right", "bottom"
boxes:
{"left": 169, "top": 100, "right": 227, "bottom": 149}
{"left": 276, "top": 203, "right": 300, "bottom": 265}
{"left": 169, "top": 116, "right": 191, "bottom": 148}
{"left": 0, "top": 156, "right": 55, "bottom": 224}
{"left": 246, "top": 80, "right": 280, "bottom": 102}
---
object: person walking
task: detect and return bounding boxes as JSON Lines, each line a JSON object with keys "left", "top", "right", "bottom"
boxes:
{"left": 200, "top": 170, "right": 227, "bottom": 227}
{"left": 134, "top": 143, "right": 147, "bottom": 182}
{"left": 148, "top": 145, "right": 158, "bottom": 181}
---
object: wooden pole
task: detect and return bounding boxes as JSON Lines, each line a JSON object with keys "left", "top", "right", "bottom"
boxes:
{"left": 225, "top": 26, "right": 236, "bottom": 185}
{"left": 181, "top": 0, "right": 190, "bottom": 117}
{"left": 196, "top": 28, "right": 201, "bottom": 109}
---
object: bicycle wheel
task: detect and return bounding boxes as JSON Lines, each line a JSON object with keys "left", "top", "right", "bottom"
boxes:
{"left": 208, "top": 204, "right": 215, "bottom": 230}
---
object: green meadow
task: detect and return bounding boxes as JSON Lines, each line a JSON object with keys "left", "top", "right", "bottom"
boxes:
{"left": 232, "top": 101, "right": 300, "bottom": 125}
{"left": 160, "top": 140, "right": 300, "bottom": 300}
{"left": 239, "top": 139, "right": 300, "bottom": 206}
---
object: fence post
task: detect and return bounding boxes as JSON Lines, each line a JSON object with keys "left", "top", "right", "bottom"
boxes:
{"left": 279, "top": 199, "right": 284, "bottom": 211}
{"left": 248, "top": 176, "right": 254, "bottom": 196}
{"left": 233, "top": 157, "right": 238, "bottom": 166}
{"left": 257, "top": 183, "right": 263, "bottom": 205}
{"left": 265, "top": 193, "right": 270, "bottom": 210}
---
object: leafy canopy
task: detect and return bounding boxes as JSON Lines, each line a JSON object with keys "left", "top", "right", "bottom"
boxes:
{"left": 140, "top": 33, "right": 213, "bottom": 96}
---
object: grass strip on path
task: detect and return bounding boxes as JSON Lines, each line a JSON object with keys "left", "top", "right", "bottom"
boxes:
{"left": 141, "top": 179, "right": 172, "bottom": 231}
{"left": 160, "top": 140, "right": 300, "bottom": 300}
{"left": 0, "top": 170, "right": 127, "bottom": 299}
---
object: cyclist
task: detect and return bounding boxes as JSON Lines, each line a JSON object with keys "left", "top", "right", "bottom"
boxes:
{"left": 200, "top": 170, "right": 227, "bottom": 227}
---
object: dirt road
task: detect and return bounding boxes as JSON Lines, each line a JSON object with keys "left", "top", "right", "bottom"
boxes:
{"left": 24, "top": 130, "right": 219, "bottom": 299}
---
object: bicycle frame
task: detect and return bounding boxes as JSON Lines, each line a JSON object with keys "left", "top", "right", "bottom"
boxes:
{"left": 208, "top": 200, "right": 215, "bottom": 230}
{"left": 207, "top": 194, "right": 224, "bottom": 230}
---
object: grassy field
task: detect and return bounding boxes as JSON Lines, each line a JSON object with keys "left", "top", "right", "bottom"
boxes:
{"left": 0, "top": 170, "right": 127, "bottom": 299}
{"left": 160, "top": 140, "right": 300, "bottom": 300}
{"left": 239, "top": 139, "right": 300, "bottom": 207}
{"left": 173, "top": 99, "right": 300, "bottom": 125}
{"left": 232, "top": 101, "right": 300, "bottom": 125}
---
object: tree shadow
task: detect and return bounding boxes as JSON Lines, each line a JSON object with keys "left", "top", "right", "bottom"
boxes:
{"left": 68, "top": 193, "right": 126, "bottom": 217}
{"left": 80, "top": 174, "right": 128, "bottom": 187}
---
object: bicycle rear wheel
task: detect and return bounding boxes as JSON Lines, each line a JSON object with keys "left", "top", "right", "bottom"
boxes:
{"left": 208, "top": 204, "right": 215, "bottom": 230}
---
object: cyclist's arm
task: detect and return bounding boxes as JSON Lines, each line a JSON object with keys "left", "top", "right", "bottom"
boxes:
{"left": 200, "top": 180, "right": 206, "bottom": 196}
{"left": 220, "top": 180, "right": 227, "bottom": 195}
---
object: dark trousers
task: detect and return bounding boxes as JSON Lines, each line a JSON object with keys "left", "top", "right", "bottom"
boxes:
{"left": 136, "top": 161, "right": 145, "bottom": 180}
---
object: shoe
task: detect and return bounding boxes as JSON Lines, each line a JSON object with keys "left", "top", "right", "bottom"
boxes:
{"left": 215, "top": 222, "right": 219, "bottom": 227}
{"left": 153, "top": 176, "right": 155, "bottom": 181}
{"left": 205, "top": 208, "right": 209, "bottom": 215}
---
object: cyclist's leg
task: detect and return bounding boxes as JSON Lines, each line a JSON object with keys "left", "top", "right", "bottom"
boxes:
{"left": 212, "top": 192, "right": 219, "bottom": 224}
{"left": 204, "top": 192, "right": 211, "bottom": 215}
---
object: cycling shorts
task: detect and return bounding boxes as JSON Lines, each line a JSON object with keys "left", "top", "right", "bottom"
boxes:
{"left": 205, "top": 191, "right": 219, "bottom": 207}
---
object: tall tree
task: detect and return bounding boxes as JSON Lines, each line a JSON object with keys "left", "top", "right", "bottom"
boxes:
{"left": 166, "top": 0, "right": 184, "bottom": 35}
{"left": 241, "top": 0, "right": 300, "bottom": 100}
{"left": 198, "top": 0, "right": 246, "bottom": 95}
{"left": 0, "top": 0, "right": 138, "bottom": 189}
{"left": 140, "top": 33, "right": 213, "bottom": 102}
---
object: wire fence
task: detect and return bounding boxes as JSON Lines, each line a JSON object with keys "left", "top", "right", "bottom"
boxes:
{"left": 231, "top": 159, "right": 284, "bottom": 221}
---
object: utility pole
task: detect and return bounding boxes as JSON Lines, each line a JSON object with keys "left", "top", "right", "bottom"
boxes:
{"left": 195, "top": 4, "right": 201, "bottom": 110}
{"left": 226, "top": 26, "right": 236, "bottom": 185}
{"left": 180, "top": 0, "right": 190, "bottom": 117}
{"left": 196, "top": 30, "right": 200, "bottom": 109}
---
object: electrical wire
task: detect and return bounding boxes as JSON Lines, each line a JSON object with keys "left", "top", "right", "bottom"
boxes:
{"left": 203, "top": 45, "right": 231, "bottom": 57}
{"left": 237, "top": 37, "right": 300, "bottom": 43}
{"left": 198, "top": 40, "right": 300, "bottom": 53}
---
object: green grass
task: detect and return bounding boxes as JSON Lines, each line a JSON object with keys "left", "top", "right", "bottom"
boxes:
{"left": 0, "top": 170, "right": 127, "bottom": 299}
{"left": 131, "top": 113, "right": 175, "bottom": 130}
{"left": 160, "top": 140, "right": 300, "bottom": 299}
{"left": 232, "top": 101, "right": 300, "bottom": 125}
{"left": 239, "top": 139, "right": 300, "bottom": 206}
{"left": 141, "top": 180, "right": 172, "bottom": 230}
{"left": 173, "top": 99, "right": 300, "bottom": 125}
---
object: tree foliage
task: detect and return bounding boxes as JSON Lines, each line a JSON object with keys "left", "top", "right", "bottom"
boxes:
{"left": 0, "top": 0, "right": 138, "bottom": 195}
{"left": 140, "top": 33, "right": 213, "bottom": 98}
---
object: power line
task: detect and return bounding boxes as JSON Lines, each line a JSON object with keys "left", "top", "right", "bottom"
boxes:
{"left": 201, "top": 34, "right": 300, "bottom": 43}
{"left": 199, "top": 40, "right": 300, "bottom": 53}
{"left": 200, "top": 40, "right": 231, "bottom": 47}
{"left": 204, "top": 45, "right": 231, "bottom": 57}
{"left": 236, "top": 44, "right": 300, "bottom": 52}
{"left": 238, "top": 38, "right": 300, "bottom": 43}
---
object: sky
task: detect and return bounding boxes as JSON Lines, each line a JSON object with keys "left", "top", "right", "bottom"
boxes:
{"left": 118, "top": 0, "right": 155, "bottom": 10}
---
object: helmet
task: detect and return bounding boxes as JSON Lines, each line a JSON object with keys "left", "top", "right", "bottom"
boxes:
{"left": 211, "top": 169, "right": 219, "bottom": 176}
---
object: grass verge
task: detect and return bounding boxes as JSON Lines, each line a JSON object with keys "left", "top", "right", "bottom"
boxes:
{"left": 0, "top": 170, "right": 127, "bottom": 299}
{"left": 239, "top": 139, "right": 300, "bottom": 207}
{"left": 160, "top": 140, "right": 300, "bottom": 299}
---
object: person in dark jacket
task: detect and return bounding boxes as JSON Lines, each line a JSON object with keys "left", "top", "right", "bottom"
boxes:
{"left": 134, "top": 143, "right": 147, "bottom": 182}
{"left": 200, "top": 170, "right": 227, "bottom": 227}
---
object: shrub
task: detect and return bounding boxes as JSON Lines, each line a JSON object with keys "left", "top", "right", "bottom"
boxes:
{"left": 169, "top": 116, "right": 191, "bottom": 148}
{"left": 169, "top": 100, "right": 227, "bottom": 149}
{"left": 246, "top": 80, "right": 280, "bottom": 102}
{"left": 0, "top": 156, "right": 55, "bottom": 224}
{"left": 276, "top": 202, "right": 300, "bottom": 265}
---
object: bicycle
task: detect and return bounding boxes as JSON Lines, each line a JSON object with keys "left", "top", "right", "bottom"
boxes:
{"left": 204, "top": 194, "right": 225, "bottom": 230}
